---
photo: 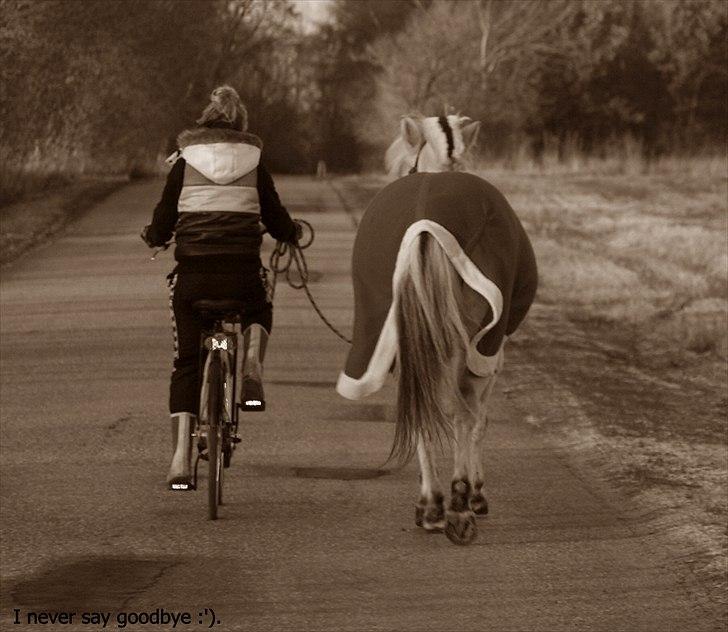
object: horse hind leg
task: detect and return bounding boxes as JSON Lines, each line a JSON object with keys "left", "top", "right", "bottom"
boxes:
{"left": 444, "top": 415, "right": 477, "bottom": 545}
{"left": 415, "top": 436, "right": 445, "bottom": 531}
{"left": 468, "top": 414, "right": 489, "bottom": 516}
{"left": 466, "top": 371, "right": 500, "bottom": 517}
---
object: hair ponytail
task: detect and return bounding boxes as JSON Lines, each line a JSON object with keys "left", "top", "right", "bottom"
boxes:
{"left": 197, "top": 85, "right": 248, "bottom": 131}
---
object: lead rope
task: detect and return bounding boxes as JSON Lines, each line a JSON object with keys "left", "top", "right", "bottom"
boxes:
{"left": 269, "top": 220, "right": 353, "bottom": 345}
{"left": 271, "top": 221, "right": 401, "bottom": 474}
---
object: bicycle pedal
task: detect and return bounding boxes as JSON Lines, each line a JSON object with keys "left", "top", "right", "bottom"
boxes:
{"left": 231, "top": 436, "right": 241, "bottom": 444}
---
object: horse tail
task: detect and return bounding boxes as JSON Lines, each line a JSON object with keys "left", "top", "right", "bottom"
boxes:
{"left": 391, "top": 232, "right": 473, "bottom": 463}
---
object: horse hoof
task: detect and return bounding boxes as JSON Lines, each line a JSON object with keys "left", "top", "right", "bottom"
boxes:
{"left": 423, "top": 520, "right": 445, "bottom": 532}
{"left": 415, "top": 504, "right": 444, "bottom": 531}
{"left": 445, "top": 511, "right": 477, "bottom": 545}
{"left": 422, "top": 503, "right": 445, "bottom": 531}
{"left": 469, "top": 493, "right": 489, "bottom": 516}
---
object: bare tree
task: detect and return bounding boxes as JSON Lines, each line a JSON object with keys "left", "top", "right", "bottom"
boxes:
{"left": 475, "top": 0, "right": 573, "bottom": 75}
{"left": 644, "top": 0, "right": 728, "bottom": 140}
{"left": 365, "top": 0, "right": 575, "bottom": 148}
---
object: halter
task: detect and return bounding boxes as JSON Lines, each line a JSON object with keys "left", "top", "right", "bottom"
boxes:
{"left": 408, "top": 142, "right": 426, "bottom": 175}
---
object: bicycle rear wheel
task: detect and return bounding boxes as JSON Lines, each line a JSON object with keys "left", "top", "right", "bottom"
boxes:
{"left": 207, "top": 353, "right": 224, "bottom": 520}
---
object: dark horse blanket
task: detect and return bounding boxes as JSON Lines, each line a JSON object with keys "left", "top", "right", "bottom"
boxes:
{"left": 336, "top": 172, "right": 537, "bottom": 400}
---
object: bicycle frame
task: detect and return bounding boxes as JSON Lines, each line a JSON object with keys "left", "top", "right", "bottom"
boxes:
{"left": 198, "top": 324, "right": 239, "bottom": 429}
{"left": 193, "top": 318, "right": 241, "bottom": 500}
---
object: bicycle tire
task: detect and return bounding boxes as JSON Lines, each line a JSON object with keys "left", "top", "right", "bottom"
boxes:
{"left": 207, "top": 353, "right": 224, "bottom": 520}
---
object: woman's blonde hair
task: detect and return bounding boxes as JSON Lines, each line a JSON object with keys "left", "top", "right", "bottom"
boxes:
{"left": 197, "top": 85, "right": 248, "bottom": 131}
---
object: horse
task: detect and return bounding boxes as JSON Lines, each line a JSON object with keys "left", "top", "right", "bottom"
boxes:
{"left": 336, "top": 115, "right": 537, "bottom": 545}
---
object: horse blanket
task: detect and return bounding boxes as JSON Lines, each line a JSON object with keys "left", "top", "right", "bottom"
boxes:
{"left": 336, "top": 172, "right": 537, "bottom": 400}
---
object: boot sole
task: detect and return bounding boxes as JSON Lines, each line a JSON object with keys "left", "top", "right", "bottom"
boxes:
{"left": 167, "top": 477, "right": 195, "bottom": 491}
{"left": 239, "top": 401, "right": 266, "bottom": 412}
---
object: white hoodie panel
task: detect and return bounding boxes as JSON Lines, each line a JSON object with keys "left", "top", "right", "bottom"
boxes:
{"left": 181, "top": 143, "right": 261, "bottom": 185}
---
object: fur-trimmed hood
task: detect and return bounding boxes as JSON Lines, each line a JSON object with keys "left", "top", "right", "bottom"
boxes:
{"left": 177, "top": 127, "right": 263, "bottom": 185}
{"left": 177, "top": 127, "right": 262, "bottom": 149}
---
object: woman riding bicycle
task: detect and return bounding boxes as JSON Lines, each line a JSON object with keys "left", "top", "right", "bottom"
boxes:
{"left": 141, "top": 85, "right": 300, "bottom": 490}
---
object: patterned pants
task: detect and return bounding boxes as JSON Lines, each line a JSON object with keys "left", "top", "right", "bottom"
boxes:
{"left": 167, "top": 270, "right": 272, "bottom": 414}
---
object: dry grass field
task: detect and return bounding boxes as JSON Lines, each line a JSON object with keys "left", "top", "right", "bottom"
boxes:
{"left": 339, "top": 163, "right": 727, "bottom": 596}
{"left": 491, "top": 166, "right": 727, "bottom": 588}
{"left": 492, "top": 165, "right": 727, "bottom": 361}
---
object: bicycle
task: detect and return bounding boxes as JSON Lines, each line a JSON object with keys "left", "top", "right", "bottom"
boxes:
{"left": 147, "top": 219, "right": 334, "bottom": 520}
{"left": 191, "top": 299, "right": 245, "bottom": 520}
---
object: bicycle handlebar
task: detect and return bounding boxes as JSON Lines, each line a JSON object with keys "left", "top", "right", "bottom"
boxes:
{"left": 150, "top": 242, "right": 172, "bottom": 261}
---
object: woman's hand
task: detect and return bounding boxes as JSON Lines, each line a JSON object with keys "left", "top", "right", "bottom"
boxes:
{"left": 293, "top": 220, "right": 304, "bottom": 243}
{"left": 140, "top": 225, "right": 155, "bottom": 247}
{"left": 291, "top": 219, "right": 314, "bottom": 249}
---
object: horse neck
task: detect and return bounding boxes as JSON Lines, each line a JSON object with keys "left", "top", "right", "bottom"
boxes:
{"left": 413, "top": 144, "right": 441, "bottom": 173}
{"left": 386, "top": 137, "right": 470, "bottom": 178}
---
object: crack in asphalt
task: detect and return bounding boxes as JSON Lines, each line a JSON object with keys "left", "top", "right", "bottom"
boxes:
{"left": 107, "top": 414, "right": 132, "bottom": 431}
{"left": 118, "top": 559, "right": 182, "bottom": 610}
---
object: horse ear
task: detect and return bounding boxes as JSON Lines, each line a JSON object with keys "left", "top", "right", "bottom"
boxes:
{"left": 400, "top": 117, "right": 422, "bottom": 149}
{"left": 461, "top": 120, "right": 481, "bottom": 151}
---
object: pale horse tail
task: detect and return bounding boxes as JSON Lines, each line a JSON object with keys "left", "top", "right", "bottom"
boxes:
{"left": 391, "top": 232, "right": 474, "bottom": 463}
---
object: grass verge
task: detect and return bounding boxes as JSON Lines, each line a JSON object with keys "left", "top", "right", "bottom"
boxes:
{"left": 0, "top": 178, "right": 128, "bottom": 266}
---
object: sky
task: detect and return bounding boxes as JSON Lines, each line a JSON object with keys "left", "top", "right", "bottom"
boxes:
{"left": 292, "top": 0, "right": 333, "bottom": 31}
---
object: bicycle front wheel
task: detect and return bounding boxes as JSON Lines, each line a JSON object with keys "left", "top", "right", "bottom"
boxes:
{"left": 206, "top": 353, "right": 224, "bottom": 520}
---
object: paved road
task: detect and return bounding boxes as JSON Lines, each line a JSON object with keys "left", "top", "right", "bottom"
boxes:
{"left": 0, "top": 177, "right": 723, "bottom": 631}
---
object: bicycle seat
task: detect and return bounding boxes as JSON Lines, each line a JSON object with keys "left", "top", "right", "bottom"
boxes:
{"left": 192, "top": 300, "right": 244, "bottom": 320}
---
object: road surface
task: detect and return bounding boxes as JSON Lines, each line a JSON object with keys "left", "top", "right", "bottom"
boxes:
{"left": 0, "top": 177, "right": 723, "bottom": 631}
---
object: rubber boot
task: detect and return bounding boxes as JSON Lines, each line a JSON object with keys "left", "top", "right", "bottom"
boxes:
{"left": 167, "top": 412, "right": 195, "bottom": 490}
{"left": 240, "top": 324, "right": 268, "bottom": 411}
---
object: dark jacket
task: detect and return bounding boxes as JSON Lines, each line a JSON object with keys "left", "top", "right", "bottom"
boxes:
{"left": 147, "top": 125, "right": 297, "bottom": 273}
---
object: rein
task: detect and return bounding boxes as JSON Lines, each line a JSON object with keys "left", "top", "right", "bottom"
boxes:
{"left": 408, "top": 142, "right": 425, "bottom": 175}
{"left": 269, "top": 221, "right": 353, "bottom": 345}
{"left": 149, "top": 223, "right": 352, "bottom": 345}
